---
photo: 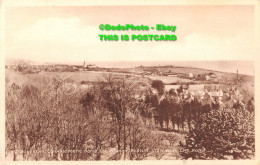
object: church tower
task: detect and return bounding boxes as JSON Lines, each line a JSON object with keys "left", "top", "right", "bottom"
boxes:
{"left": 83, "top": 60, "right": 87, "bottom": 68}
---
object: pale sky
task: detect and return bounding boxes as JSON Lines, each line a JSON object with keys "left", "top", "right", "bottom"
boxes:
{"left": 4, "top": 6, "right": 256, "bottom": 66}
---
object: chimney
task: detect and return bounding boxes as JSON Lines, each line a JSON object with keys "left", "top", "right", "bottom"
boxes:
{"left": 237, "top": 69, "right": 238, "bottom": 84}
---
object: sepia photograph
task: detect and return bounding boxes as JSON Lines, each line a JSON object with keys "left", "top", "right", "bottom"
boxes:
{"left": 1, "top": 0, "right": 259, "bottom": 163}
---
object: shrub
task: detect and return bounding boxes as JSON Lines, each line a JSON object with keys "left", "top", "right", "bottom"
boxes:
{"left": 179, "top": 107, "right": 255, "bottom": 159}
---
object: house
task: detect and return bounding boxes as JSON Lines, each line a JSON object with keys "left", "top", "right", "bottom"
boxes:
{"left": 209, "top": 90, "right": 223, "bottom": 100}
{"left": 86, "top": 64, "right": 98, "bottom": 68}
{"left": 209, "top": 74, "right": 217, "bottom": 79}
{"left": 188, "top": 73, "right": 194, "bottom": 78}
{"left": 205, "top": 73, "right": 218, "bottom": 81}
{"left": 191, "top": 90, "right": 205, "bottom": 100}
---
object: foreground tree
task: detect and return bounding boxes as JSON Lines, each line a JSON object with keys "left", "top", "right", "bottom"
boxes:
{"left": 80, "top": 74, "right": 164, "bottom": 160}
{"left": 151, "top": 80, "right": 165, "bottom": 95}
{"left": 179, "top": 107, "right": 255, "bottom": 160}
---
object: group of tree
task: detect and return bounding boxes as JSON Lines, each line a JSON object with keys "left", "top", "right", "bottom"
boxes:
{"left": 148, "top": 80, "right": 255, "bottom": 159}
{"left": 147, "top": 80, "right": 214, "bottom": 132}
{"left": 5, "top": 76, "right": 255, "bottom": 160}
{"left": 179, "top": 107, "right": 255, "bottom": 159}
{"left": 6, "top": 74, "right": 165, "bottom": 160}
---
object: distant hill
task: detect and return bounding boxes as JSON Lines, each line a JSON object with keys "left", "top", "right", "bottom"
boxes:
{"left": 5, "top": 59, "right": 62, "bottom": 66}
{"left": 6, "top": 59, "right": 37, "bottom": 65}
{"left": 5, "top": 59, "right": 254, "bottom": 81}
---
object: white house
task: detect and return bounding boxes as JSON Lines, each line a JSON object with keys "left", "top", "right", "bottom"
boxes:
{"left": 205, "top": 75, "right": 210, "bottom": 80}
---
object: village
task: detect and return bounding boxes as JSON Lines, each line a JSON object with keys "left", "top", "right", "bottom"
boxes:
{"left": 5, "top": 60, "right": 253, "bottom": 112}
{"left": 6, "top": 60, "right": 230, "bottom": 81}
{"left": 141, "top": 83, "right": 247, "bottom": 110}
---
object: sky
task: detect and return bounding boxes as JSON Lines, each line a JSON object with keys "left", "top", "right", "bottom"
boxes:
{"left": 4, "top": 6, "right": 256, "bottom": 74}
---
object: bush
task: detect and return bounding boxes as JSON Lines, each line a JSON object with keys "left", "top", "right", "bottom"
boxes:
{"left": 179, "top": 107, "right": 255, "bottom": 160}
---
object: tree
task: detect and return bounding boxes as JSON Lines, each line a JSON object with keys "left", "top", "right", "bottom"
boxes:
{"left": 180, "top": 107, "right": 255, "bottom": 160}
{"left": 79, "top": 74, "right": 164, "bottom": 160}
{"left": 151, "top": 80, "right": 165, "bottom": 95}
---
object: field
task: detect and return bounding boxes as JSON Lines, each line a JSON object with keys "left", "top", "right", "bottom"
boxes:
{"left": 6, "top": 71, "right": 104, "bottom": 83}
{"left": 147, "top": 75, "right": 191, "bottom": 84}
{"left": 6, "top": 70, "right": 153, "bottom": 84}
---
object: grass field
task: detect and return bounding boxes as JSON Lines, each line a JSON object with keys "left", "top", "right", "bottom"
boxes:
{"left": 6, "top": 71, "right": 106, "bottom": 84}
{"left": 147, "top": 75, "right": 191, "bottom": 84}
{"left": 6, "top": 70, "right": 153, "bottom": 87}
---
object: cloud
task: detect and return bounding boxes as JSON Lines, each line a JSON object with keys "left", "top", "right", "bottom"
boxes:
{"left": 15, "top": 17, "right": 99, "bottom": 46}
{"left": 6, "top": 17, "right": 255, "bottom": 63}
{"left": 152, "top": 33, "right": 255, "bottom": 61}
{"left": 7, "top": 17, "right": 107, "bottom": 62}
